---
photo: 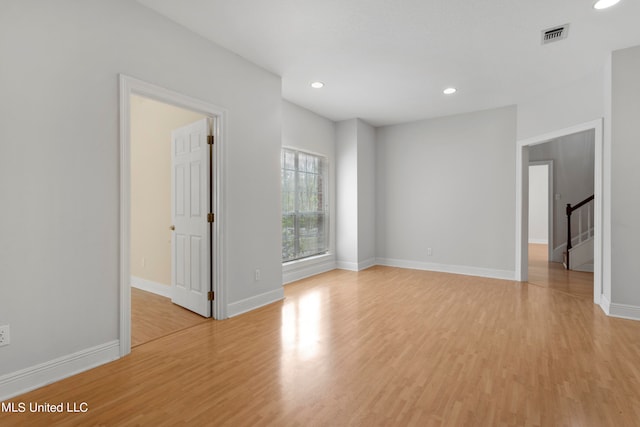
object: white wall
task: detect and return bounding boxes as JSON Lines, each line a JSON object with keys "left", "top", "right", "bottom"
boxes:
{"left": 610, "top": 45, "right": 640, "bottom": 309}
{"left": 357, "top": 120, "right": 376, "bottom": 267}
{"left": 529, "top": 130, "right": 595, "bottom": 258}
{"left": 281, "top": 100, "right": 336, "bottom": 282}
{"left": 0, "top": 0, "right": 282, "bottom": 383}
{"left": 517, "top": 69, "right": 604, "bottom": 140}
{"left": 336, "top": 120, "right": 359, "bottom": 268}
{"left": 528, "top": 165, "right": 548, "bottom": 244}
{"left": 602, "top": 52, "right": 613, "bottom": 304}
{"left": 376, "top": 106, "right": 517, "bottom": 279}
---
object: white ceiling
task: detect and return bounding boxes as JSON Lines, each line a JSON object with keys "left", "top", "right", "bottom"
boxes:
{"left": 136, "top": 0, "right": 640, "bottom": 126}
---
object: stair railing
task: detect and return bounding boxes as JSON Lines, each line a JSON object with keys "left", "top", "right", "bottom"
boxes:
{"left": 565, "top": 194, "right": 594, "bottom": 269}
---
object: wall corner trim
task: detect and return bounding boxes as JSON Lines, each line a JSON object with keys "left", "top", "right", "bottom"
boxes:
{"left": 0, "top": 340, "right": 120, "bottom": 401}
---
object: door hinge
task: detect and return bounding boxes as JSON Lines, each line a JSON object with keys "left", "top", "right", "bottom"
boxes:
{"left": 208, "top": 291, "right": 215, "bottom": 301}
{"left": 207, "top": 213, "right": 215, "bottom": 223}
{"left": 207, "top": 135, "right": 214, "bottom": 145}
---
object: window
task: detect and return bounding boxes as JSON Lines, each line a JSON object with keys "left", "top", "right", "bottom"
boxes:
{"left": 281, "top": 148, "right": 329, "bottom": 262}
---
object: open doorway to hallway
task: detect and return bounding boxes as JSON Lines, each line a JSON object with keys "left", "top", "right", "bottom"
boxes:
{"left": 526, "top": 130, "right": 594, "bottom": 299}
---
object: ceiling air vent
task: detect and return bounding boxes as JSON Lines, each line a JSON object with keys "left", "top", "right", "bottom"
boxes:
{"left": 541, "top": 24, "right": 569, "bottom": 45}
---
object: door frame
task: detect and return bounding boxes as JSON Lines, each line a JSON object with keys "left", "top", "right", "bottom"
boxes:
{"left": 528, "top": 160, "right": 554, "bottom": 260}
{"left": 119, "top": 75, "right": 227, "bottom": 357}
{"left": 515, "top": 119, "right": 603, "bottom": 305}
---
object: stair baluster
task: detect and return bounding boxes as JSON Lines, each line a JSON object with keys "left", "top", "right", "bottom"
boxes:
{"left": 565, "top": 194, "right": 594, "bottom": 270}
{"left": 578, "top": 210, "right": 583, "bottom": 244}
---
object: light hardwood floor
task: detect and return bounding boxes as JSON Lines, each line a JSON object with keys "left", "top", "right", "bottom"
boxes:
{"left": 528, "top": 243, "right": 594, "bottom": 299}
{"left": 131, "top": 287, "right": 208, "bottom": 347}
{"left": 2, "top": 266, "right": 639, "bottom": 426}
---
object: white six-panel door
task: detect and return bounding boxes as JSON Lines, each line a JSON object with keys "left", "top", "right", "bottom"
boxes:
{"left": 171, "top": 118, "right": 211, "bottom": 317}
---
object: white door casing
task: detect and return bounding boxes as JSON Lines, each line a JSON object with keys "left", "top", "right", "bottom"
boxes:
{"left": 120, "top": 74, "right": 227, "bottom": 357}
{"left": 171, "top": 118, "right": 211, "bottom": 317}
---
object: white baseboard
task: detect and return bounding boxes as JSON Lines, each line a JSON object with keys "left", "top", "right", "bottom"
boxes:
{"left": 358, "top": 258, "right": 376, "bottom": 271}
{"left": 601, "top": 295, "right": 640, "bottom": 321}
{"left": 227, "top": 288, "right": 285, "bottom": 318}
{"left": 336, "top": 260, "right": 359, "bottom": 271}
{"left": 131, "top": 276, "right": 172, "bottom": 298}
{"left": 375, "top": 258, "right": 516, "bottom": 281}
{"left": 609, "top": 302, "right": 640, "bottom": 320}
{"left": 283, "top": 256, "right": 336, "bottom": 284}
{"left": 0, "top": 340, "right": 120, "bottom": 401}
{"left": 336, "top": 259, "right": 376, "bottom": 272}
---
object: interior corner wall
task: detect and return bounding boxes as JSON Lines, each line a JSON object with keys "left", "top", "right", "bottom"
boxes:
{"left": 356, "top": 120, "right": 376, "bottom": 268}
{"left": 376, "top": 106, "right": 517, "bottom": 279}
{"left": 610, "top": 45, "right": 640, "bottom": 309}
{"left": 130, "top": 95, "right": 206, "bottom": 287}
{"left": 335, "top": 118, "right": 377, "bottom": 271}
{"left": 336, "top": 119, "right": 359, "bottom": 268}
{"left": 0, "top": 0, "right": 282, "bottom": 382}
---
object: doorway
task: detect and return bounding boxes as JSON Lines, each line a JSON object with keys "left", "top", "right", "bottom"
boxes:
{"left": 526, "top": 156, "right": 594, "bottom": 299}
{"left": 119, "top": 75, "right": 227, "bottom": 357}
{"left": 129, "top": 95, "right": 210, "bottom": 346}
{"left": 528, "top": 162, "right": 552, "bottom": 255}
{"left": 515, "top": 119, "right": 603, "bottom": 305}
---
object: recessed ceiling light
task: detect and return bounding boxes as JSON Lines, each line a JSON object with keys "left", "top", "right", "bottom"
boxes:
{"left": 311, "top": 82, "right": 324, "bottom": 89}
{"left": 593, "top": 0, "right": 621, "bottom": 9}
{"left": 443, "top": 87, "right": 457, "bottom": 95}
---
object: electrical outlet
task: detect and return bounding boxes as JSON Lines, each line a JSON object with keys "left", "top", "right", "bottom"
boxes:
{"left": 0, "top": 325, "right": 10, "bottom": 347}
{"left": 427, "top": 248, "right": 433, "bottom": 256}
{"left": 142, "top": 257, "right": 146, "bottom": 268}
{"left": 255, "top": 269, "right": 261, "bottom": 281}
